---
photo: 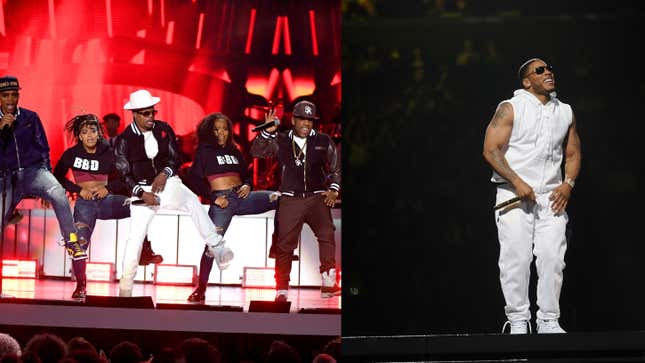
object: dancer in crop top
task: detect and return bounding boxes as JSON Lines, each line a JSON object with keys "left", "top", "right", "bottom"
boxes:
{"left": 186, "top": 112, "right": 278, "bottom": 303}
{"left": 53, "top": 114, "right": 163, "bottom": 299}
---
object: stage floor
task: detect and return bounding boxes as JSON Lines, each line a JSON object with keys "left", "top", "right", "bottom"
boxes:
{"left": 0, "top": 278, "right": 341, "bottom": 336}
{"left": 0, "top": 278, "right": 341, "bottom": 312}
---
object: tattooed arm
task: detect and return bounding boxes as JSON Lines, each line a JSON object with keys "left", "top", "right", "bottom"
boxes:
{"left": 482, "top": 102, "right": 536, "bottom": 202}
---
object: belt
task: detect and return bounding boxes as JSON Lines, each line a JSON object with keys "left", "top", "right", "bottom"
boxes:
{"left": 212, "top": 185, "right": 243, "bottom": 195}
{"left": 213, "top": 184, "right": 244, "bottom": 193}
{"left": 284, "top": 191, "right": 321, "bottom": 198}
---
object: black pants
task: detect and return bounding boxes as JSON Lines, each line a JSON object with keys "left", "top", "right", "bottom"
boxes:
{"left": 275, "top": 194, "right": 336, "bottom": 290}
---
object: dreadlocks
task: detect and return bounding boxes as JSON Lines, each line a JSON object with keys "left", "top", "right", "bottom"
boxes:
{"left": 65, "top": 114, "right": 104, "bottom": 143}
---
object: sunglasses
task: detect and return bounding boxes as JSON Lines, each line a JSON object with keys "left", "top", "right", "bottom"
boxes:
{"left": 135, "top": 109, "right": 157, "bottom": 117}
{"left": 528, "top": 65, "right": 554, "bottom": 76}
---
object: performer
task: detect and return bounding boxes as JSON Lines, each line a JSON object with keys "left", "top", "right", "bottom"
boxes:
{"left": 114, "top": 90, "right": 233, "bottom": 297}
{"left": 186, "top": 113, "right": 279, "bottom": 302}
{"left": 0, "top": 75, "right": 84, "bottom": 260}
{"left": 483, "top": 58, "right": 582, "bottom": 334}
{"left": 53, "top": 114, "right": 161, "bottom": 299}
{"left": 102, "top": 112, "right": 121, "bottom": 148}
{"left": 102, "top": 111, "right": 163, "bottom": 266}
{"left": 251, "top": 100, "right": 341, "bottom": 301}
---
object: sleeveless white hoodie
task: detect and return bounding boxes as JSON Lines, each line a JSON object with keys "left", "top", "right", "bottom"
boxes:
{"left": 491, "top": 89, "right": 572, "bottom": 193}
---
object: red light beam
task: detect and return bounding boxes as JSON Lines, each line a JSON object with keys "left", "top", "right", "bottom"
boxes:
{"left": 48, "top": 0, "right": 57, "bottom": 39}
{"left": 309, "top": 10, "right": 318, "bottom": 56}
{"left": 165, "top": 20, "right": 174, "bottom": 44}
{"left": 271, "top": 16, "right": 283, "bottom": 55}
{"left": 244, "top": 8, "right": 256, "bottom": 54}
{"left": 105, "top": 0, "right": 113, "bottom": 38}
{"left": 0, "top": 0, "right": 6, "bottom": 36}
{"left": 282, "top": 16, "right": 292, "bottom": 55}
{"left": 195, "top": 13, "right": 204, "bottom": 49}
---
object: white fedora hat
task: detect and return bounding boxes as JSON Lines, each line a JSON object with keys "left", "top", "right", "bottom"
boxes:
{"left": 123, "top": 89, "right": 160, "bottom": 110}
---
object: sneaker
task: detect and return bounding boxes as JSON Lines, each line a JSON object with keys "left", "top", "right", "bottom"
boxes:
{"left": 138, "top": 237, "right": 163, "bottom": 265}
{"left": 275, "top": 290, "right": 288, "bottom": 302}
{"left": 71, "top": 282, "right": 86, "bottom": 300}
{"left": 502, "top": 320, "right": 531, "bottom": 334}
{"left": 536, "top": 319, "right": 566, "bottom": 334}
{"left": 187, "top": 287, "right": 206, "bottom": 303}
{"left": 321, "top": 268, "right": 341, "bottom": 298}
{"left": 206, "top": 241, "right": 234, "bottom": 270}
{"left": 65, "top": 234, "right": 88, "bottom": 260}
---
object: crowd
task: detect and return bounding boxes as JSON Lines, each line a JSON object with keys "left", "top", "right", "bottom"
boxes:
{"left": 0, "top": 332, "right": 340, "bottom": 363}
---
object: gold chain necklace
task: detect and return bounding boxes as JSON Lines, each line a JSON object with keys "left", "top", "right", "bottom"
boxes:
{"left": 292, "top": 137, "right": 307, "bottom": 167}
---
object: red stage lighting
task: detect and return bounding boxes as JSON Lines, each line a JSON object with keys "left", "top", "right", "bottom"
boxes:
{"left": 2, "top": 259, "right": 38, "bottom": 279}
{"left": 245, "top": 8, "right": 257, "bottom": 54}
{"left": 165, "top": 21, "right": 175, "bottom": 45}
{"left": 309, "top": 10, "right": 319, "bottom": 56}
{"left": 195, "top": 12, "right": 205, "bottom": 49}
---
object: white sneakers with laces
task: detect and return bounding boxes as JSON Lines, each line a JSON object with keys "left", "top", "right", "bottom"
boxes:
{"left": 502, "top": 320, "right": 531, "bottom": 334}
{"left": 536, "top": 318, "right": 566, "bottom": 334}
{"left": 502, "top": 319, "right": 566, "bottom": 334}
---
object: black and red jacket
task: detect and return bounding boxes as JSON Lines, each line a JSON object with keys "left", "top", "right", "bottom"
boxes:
{"left": 250, "top": 129, "right": 341, "bottom": 196}
{"left": 113, "top": 120, "right": 179, "bottom": 197}
{"left": 53, "top": 140, "right": 126, "bottom": 195}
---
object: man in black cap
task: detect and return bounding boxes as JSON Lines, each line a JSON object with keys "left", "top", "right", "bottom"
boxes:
{"left": 0, "top": 75, "right": 85, "bottom": 260}
{"left": 251, "top": 100, "right": 341, "bottom": 301}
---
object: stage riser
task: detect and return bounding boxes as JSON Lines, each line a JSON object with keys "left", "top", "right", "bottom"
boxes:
{"left": 0, "top": 302, "right": 340, "bottom": 336}
{"left": 1, "top": 205, "right": 341, "bottom": 287}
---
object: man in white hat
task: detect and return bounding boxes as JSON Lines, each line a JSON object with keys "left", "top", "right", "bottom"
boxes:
{"left": 114, "top": 89, "right": 234, "bottom": 297}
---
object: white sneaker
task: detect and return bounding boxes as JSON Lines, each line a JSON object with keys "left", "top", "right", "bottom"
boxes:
{"left": 321, "top": 268, "right": 341, "bottom": 298}
{"left": 502, "top": 320, "right": 530, "bottom": 334}
{"left": 206, "top": 237, "right": 234, "bottom": 270}
{"left": 536, "top": 319, "right": 566, "bottom": 334}
{"left": 275, "top": 289, "right": 288, "bottom": 302}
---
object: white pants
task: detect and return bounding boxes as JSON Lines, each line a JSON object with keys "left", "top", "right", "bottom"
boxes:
{"left": 119, "top": 176, "right": 221, "bottom": 293}
{"left": 495, "top": 185, "right": 568, "bottom": 322}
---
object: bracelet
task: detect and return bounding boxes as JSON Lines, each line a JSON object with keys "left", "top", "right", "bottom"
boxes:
{"left": 565, "top": 178, "right": 575, "bottom": 188}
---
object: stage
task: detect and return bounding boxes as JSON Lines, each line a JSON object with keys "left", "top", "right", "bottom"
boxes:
{"left": 0, "top": 278, "right": 340, "bottom": 336}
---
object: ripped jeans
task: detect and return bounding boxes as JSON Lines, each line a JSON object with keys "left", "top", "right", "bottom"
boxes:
{"left": 73, "top": 194, "right": 130, "bottom": 246}
{"left": 0, "top": 167, "right": 77, "bottom": 239}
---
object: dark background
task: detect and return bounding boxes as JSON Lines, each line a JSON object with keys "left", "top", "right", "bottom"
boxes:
{"left": 341, "top": 0, "right": 645, "bottom": 335}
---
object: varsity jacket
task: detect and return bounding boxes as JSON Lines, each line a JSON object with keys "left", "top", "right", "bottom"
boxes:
{"left": 0, "top": 107, "right": 51, "bottom": 171}
{"left": 53, "top": 140, "right": 126, "bottom": 195}
{"left": 250, "top": 129, "right": 341, "bottom": 196}
{"left": 189, "top": 143, "right": 252, "bottom": 199}
{"left": 113, "top": 120, "right": 179, "bottom": 197}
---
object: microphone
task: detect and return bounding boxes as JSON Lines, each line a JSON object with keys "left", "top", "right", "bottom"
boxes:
{"left": 252, "top": 118, "right": 280, "bottom": 132}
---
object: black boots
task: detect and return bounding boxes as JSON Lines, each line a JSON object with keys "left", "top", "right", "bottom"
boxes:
{"left": 187, "top": 286, "right": 206, "bottom": 303}
{"left": 72, "top": 278, "right": 86, "bottom": 299}
{"left": 139, "top": 236, "right": 163, "bottom": 265}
